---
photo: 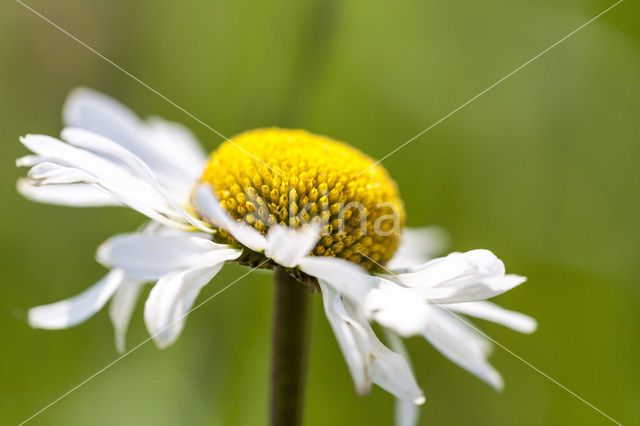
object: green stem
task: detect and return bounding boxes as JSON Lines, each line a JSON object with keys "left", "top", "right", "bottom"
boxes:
{"left": 269, "top": 268, "right": 313, "bottom": 426}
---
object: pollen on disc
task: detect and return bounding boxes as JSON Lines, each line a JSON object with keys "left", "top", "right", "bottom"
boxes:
{"left": 199, "top": 128, "right": 404, "bottom": 270}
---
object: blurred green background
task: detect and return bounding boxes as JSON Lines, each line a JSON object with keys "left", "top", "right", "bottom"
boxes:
{"left": 1, "top": 0, "right": 639, "bottom": 424}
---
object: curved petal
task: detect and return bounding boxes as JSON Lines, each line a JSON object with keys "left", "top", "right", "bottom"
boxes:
{"left": 20, "top": 133, "right": 206, "bottom": 231}
{"left": 445, "top": 301, "right": 537, "bottom": 334}
{"left": 365, "top": 282, "right": 430, "bottom": 337}
{"left": 421, "top": 306, "right": 503, "bottom": 390}
{"left": 143, "top": 250, "right": 238, "bottom": 349}
{"left": 63, "top": 87, "right": 207, "bottom": 197}
{"left": 319, "top": 281, "right": 370, "bottom": 394}
{"left": 298, "top": 256, "right": 376, "bottom": 304}
{"left": 387, "top": 226, "right": 449, "bottom": 271}
{"left": 384, "top": 331, "right": 421, "bottom": 426}
{"left": 319, "top": 282, "right": 425, "bottom": 404}
{"left": 26, "top": 161, "right": 190, "bottom": 230}
{"left": 264, "top": 224, "right": 321, "bottom": 267}
{"left": 193, "top": 182, "right": 267, "bottom": 251}
{"left": 109, "top": 278, "right": 144, "bottom": 353}
{"left": 392, "top": 250, "right": 527, "bottom": 304}
{"left": 61, "top": 127, "right": 211, "bottom": 232}
{"left": 29, "top": 269, "right": 125, "bottom": 329}
{"left": 17, "top": 178, "right": 121, "bottom": 207}
{"left": 98, "top": 232, "right": 240, "bottom": 280}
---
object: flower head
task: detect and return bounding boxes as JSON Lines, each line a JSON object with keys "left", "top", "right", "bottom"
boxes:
{"left": 199, "top": 128, "right": 404, "bottom": 270}
{"left": 18, "top": 88, "right": 536, "bottom": 426}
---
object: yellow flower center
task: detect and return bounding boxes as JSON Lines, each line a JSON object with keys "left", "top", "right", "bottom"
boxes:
{"left": 199, "top": 128, "right": 404, "bottom": 270}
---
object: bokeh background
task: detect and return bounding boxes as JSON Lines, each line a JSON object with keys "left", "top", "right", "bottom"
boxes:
{"left": 1, "top": 0, "right": 639, "bottom": 425}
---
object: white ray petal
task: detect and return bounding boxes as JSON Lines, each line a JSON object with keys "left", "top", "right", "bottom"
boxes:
{"left": 392, "top": 250, "right": 527, "bottom": 304}
{"left": 109, "top": 278, "right": 144, "bottom": 353}
{"left": 97, "top": 233, "right": 240, "bottom": 280}
{"left": 319, "top": 281, "right": 370, "bottom": 394}
{"left": 319, "top": 282, "right": 425, "bottom": 404}
{"left": 29, "top": 269, "right": 125, "bottom": 329}
{"left": 26, "top": 162, "right": 190, "bottom": 230}
{"left": 144, "top": 265, "right": 221, "bottom": 349}
{"left": 17, "top": 178, "right": 121, "bottom": 207}
{"left": 264, "top": 224, "right": 321, "bottom": 267}
{"left": 387, "top": 226, "right": 449, "bottom": 271}
{"left": 422, "top": 306, "right": 503, "bottom": 390}
{"left": 298, "top": 256, "right": 376, "bottom": 304}
{"left": 193, "top": 182, "right": 267, "bottom": 252}
{"left": 385, "top": 331, "right": 421, "bottom": 426}
{"left": 64, "top": 87, "right": 207, "bottom": 198}
{"left": 365, "top": 282, "right": 430, "bottom": 337}
{"left": 445, "top": 301, "right": 537, "bottom": 334}
{"left": 61, "top": 127, "right": 211, "bottom": 232}
{"left": 63, "top": 87, "right": 143, "bottom": 152}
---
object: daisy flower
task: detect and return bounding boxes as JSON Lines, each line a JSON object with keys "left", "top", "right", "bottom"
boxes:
{"left": 18, "top": 88, "right": 536, "bottom": 426}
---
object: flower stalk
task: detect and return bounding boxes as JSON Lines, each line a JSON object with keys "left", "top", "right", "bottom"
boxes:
{"left": 269, "top": 268, "right": 313, "bottom": 426}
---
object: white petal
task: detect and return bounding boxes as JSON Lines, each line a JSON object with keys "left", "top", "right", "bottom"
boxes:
{"left": 387, "top": 226, "right": 449, "bottom": 271}
{"left": 19, "top": 132, "right": 210, "bottom": 232}
{"left": 63, "top": 87, "right": 144, "bottom": 152}
{"left": 143, "top": 254, "right": 235, "bottom": 349}
{"left": 422, "top": 306, "right": 503, "bottom": 390}
{"left": 319, "top": 281, "right": 370, "bottom": 394}
{"left": 144, "top": 117, "right": 208, "bottom": 193}
{"left": 393, "top": 250, "right": 527, "bottom": 304}
{"left": 445, "top": 301, "right": 537, "bottom": 334}
{"left": 98, "top": 233, "right": 241, "bottom": 280}
{"left": 384, "top": 331, "right": 421, "bottom": 426}
{"left": 17, "top": 178, "right": 121, "bottom": 207}
{"left": 193, "top": 182, "right": 267, "bottom": 251}
{"left": 365, "top": 282, "right": 430, "bottom": 337}
{"left": 29, "top": 269, "right": 125, "bottom": 329}
{"left": 26, "top": 161, "right": 189, "bottom": 230}
{"left": 63, "top": 88, "right": 206, "bottom": 198}
{"left": 109, "top": 278, "right": 144, "bottom": 353}
{"left": 61, "top": 127, "right": 211, "bottom": 232}
{"left": 264, "top": 224, "right": 321, "bottom": 267}
{"left": 319, "top": 282, "right": 424, "bottom": 403}
{"left": 144, "top": 266, "right": 219, "bottom": 349}
{"left": 298, "top": 256, "right": 376, "bottom": 304}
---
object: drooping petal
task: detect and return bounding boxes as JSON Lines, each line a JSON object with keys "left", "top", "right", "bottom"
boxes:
{"left": 193, "top": 182, "right": 267, "bottom": 252}
{"left": 143, "top": 250, "right": 239, "bottom": 349}
{"left": 298, "top": 256, "right": 377, "bottom": 304}
{"left": 17, "top": 177, "right": 121, "bottom": 207}
{"left": 26, "top": 161, "right": 189, "bottom": 230}
{"left": 445, "top": 301, "right": 537, "bottom": 334}
{"left": 365, "top": 282, "right": 430, "bottom": 337}
{"left": 391, "top": 250, "right": 527, "bottom": 304}
{"left": 144, "top": 117, "right": 208, "bottom": 191}
{"left": 109, "top": 278, "right": 144, "bottom": 353}
{"left": 264, "top": 224, "right": 321, "bottom": 267}
{"left": 97, "top": 232, "right": 240, "bottom": 281}
{"left": 28, "top": 269, "right": 125, "bottom": 329}
{"left": 19, "top": 133, "right": 208, "bottom": 231}
{"left": 384, "top": 331, "right": 421, "bottom": 426}
{"left": 387, "top": 226, "right": 449, "bottom": 271}
{"left": 63, "top": 87, "right": 207, "bottom": 197}
{"left": 61, "top": 127, "right": 212, "bottom": 232}
{"left": 319, "top": 282, "right": 425, "bottom": 404}
{"left": 421, "top": 306, "right": 503, "bottom": 390}
{"left": 319, "top": 281, "right": 370, "bottom": 394}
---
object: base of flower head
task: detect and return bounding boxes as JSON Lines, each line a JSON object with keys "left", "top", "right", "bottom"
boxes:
{"left": 234, "top": 248, "right": 321, "bottom": 293}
